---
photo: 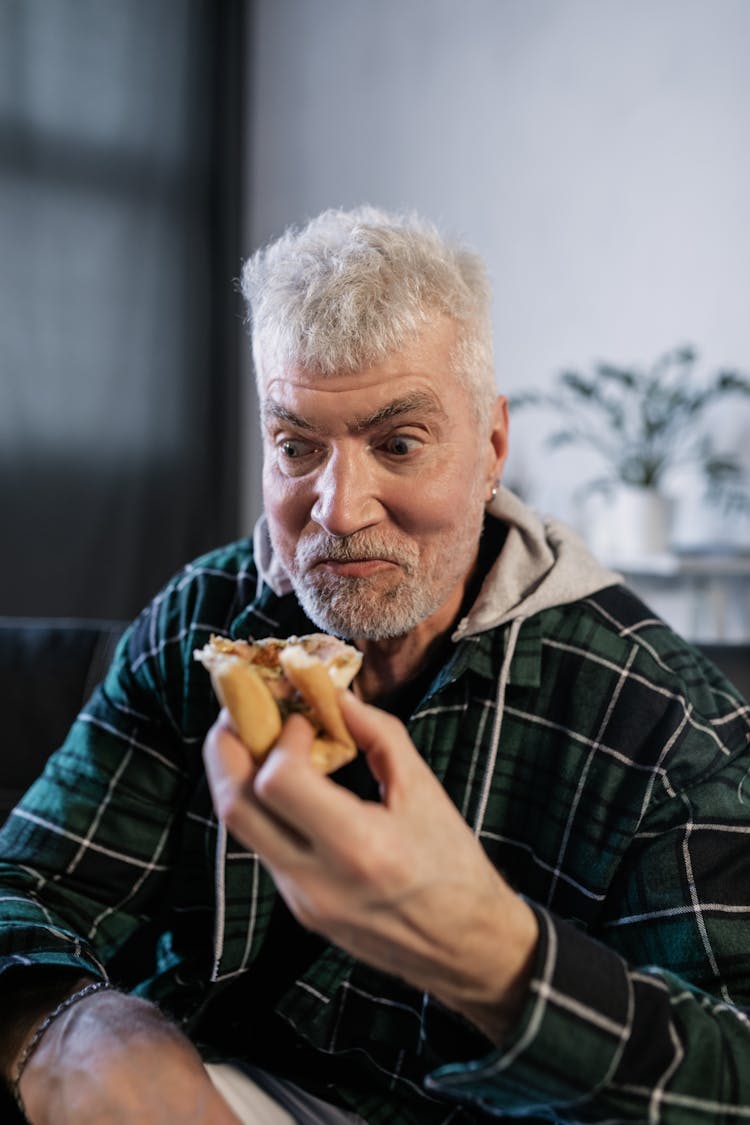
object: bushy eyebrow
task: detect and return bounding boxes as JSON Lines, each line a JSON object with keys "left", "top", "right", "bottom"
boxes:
{"left": 262, "top": 402, "right": 314, "bottom": 431}
{"left": 262, "top": 390, "right": 445, "bottom": 435}
{"left": 350, "top": 391, "right": 445, "bottom": 433}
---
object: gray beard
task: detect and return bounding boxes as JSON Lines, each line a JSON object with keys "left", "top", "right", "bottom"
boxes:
{"left": 291, "top": 569, "right": 444, "bottom": 641}
{"left": 274, "top": 503, "right": 486, "bottom": 641}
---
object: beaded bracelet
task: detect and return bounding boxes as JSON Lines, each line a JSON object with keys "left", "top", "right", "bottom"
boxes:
{"left": 12, "top": 980, "right": 111, "bottom": 1116}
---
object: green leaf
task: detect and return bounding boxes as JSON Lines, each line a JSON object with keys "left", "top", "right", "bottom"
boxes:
{"left": 512, "top": 345, "right": 750, "bottom": 500}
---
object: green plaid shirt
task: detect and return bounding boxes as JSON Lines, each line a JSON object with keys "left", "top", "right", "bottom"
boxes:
{"left": 2, "top": 535, "right": 750, "bottom": 1123}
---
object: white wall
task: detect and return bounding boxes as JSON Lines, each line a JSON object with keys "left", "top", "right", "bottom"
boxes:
{"left": 241, "top": 0, "right": 750, "bottom": 535}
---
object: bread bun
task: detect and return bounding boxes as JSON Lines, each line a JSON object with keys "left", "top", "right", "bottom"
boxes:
{"left": 195, "top": 633, "right": 362, "bottom": 774}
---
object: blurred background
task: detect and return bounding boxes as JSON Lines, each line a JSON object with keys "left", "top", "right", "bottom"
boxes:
{"left": 2, "top": 0, "right": 749, "bottom": 643}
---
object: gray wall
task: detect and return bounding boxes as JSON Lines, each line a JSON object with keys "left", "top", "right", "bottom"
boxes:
{"left": 241, "top": 0, "right": 750, "bottom": 536}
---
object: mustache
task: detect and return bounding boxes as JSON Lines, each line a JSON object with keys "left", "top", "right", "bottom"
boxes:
{"left": 296, "top": 531, "right": 419, "bottom": 571}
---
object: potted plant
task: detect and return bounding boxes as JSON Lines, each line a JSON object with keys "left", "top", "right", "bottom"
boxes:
{"left": 509, "top": 346, "right": 750, "bottom": 558}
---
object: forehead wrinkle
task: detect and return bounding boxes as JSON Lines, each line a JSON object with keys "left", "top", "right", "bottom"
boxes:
{"left": 262, "top": 389, "right": 446, "bottom": 436}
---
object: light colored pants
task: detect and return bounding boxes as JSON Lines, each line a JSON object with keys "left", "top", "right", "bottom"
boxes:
{"left": 206, "top": 1062, "right": 367, "bottom": 1124}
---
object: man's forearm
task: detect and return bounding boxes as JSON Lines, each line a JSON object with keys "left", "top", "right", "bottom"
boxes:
{"left": 412, "top": 883, "right": 539, "bottom": 1046}
{"left": 6, "top": 980, "right": 239, "bottom": 1124}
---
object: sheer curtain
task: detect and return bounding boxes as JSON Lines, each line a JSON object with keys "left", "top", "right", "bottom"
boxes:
{"left": 0, "top": 0, "right": 244, "bottom": 619}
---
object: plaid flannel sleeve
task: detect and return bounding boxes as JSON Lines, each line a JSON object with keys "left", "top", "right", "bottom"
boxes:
{"left": 0, "top": 604, "right": 195, "bottom": 980}
{"left": 0, "top": 544, "right": 252, "bottom": 985}
{"left": 427, "top": 706, "right": 750, "bottom": 1121}
{"left": 428, "top": 905, "right": 750, "bottom": 1121}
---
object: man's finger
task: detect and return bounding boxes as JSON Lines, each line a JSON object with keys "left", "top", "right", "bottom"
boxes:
{"left": 203, "top": 712, "right": 312, "bottom": 865}
{"left": 338, "top": 692, "right": 435, "bottom": 800}
{"left": 253, "top": 714, "right": 379, "bottom": 854}
{"left": 202, "top": 711, "right": 255, "bottom": 819}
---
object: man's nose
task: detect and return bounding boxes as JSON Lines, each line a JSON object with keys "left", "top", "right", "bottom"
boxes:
{"left": 310, "top": 450, "right": 381, "bottom": 537}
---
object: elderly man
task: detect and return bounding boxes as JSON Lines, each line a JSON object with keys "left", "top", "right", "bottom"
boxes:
{"left": 1, "top": 207, "right": 750, "bottom": 1124}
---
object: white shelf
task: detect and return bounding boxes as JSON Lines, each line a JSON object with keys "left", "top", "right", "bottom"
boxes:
{"left": 604, "top": 552, "right": 750, "bottom": 579}
{"left": 602, "top": 552, "right": 750, "bottom": 643}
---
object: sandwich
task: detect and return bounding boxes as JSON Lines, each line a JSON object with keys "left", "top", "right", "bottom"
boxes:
{"left": 194, "top": 633, "right": 362, "bottom": 774}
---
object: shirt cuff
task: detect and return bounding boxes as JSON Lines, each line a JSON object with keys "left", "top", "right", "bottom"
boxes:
{"left": 425, "top": 903, "right": 632, "bottom": 1116}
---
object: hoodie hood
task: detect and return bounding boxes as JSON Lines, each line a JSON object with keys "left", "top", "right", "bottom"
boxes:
{"left": 253, "top": 485, "right": 620, "bottom": 640}
{"left": 452, "top": 485, "right": 621, "bottom": 640}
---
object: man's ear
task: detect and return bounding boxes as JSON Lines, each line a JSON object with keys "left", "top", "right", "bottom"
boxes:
{"left": 485, "top": 395, "right": 509, "bottom": 497}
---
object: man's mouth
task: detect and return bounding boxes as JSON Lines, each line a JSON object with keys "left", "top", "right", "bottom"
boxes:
{"left": 295, "top": 532, "right": 419, "bottom": 581}
{"left": 314, "top": 558, "right": 400, "bottom": 578}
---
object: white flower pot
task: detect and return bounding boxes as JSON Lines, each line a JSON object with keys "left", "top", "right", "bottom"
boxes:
{"left": 585, "top": 486, "right": 671, "bottom": 562}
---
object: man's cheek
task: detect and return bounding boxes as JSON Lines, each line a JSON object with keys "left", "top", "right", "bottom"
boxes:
{"left": 267, "top": 505, "right": 311, "bottom": 572}
{"left": 265, "top": 477, "right": 307, "bottom": 521}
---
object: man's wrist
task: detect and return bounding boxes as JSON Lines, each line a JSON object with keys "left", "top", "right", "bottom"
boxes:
{"left": 0, "top": 970, "right": 97, "bottom": 1089}
{"left": 439, "top": 892, "right": 539, "bottom": 1045}
{"left": 12, "top": 980, "right": 111, "bottom": 1115}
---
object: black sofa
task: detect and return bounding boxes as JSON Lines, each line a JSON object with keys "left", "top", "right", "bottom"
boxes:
{"left": 0, "top": 618, "right": 126, "bottom": 827}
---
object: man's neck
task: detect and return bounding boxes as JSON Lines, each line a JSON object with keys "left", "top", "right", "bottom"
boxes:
{"left": 353, "top": 632, "right": 444, "bottom": 702}
{"left": 352, "top": 579, "right": 468, "bottom": 702}
{"left": 351, "top": 517, "right": 504, "bottom": 702}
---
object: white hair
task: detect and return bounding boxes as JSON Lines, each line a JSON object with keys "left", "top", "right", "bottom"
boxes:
{"left": 240, "top": 205, "right": 496, "bottom": 423}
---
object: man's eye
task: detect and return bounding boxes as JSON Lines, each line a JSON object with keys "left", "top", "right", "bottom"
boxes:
{"left": 279, "top": 439, "right": 314, "bottom": 459}
{"left": 382, "top": 434, "right": 421, "bottom": 456}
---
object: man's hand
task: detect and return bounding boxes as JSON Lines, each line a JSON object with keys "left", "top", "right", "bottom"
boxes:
{"left": 16, "top": 987, "right": 240, "bottom": 1124}
{"left": 203, "top": 693, "right": 538, "bottom": 1044}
